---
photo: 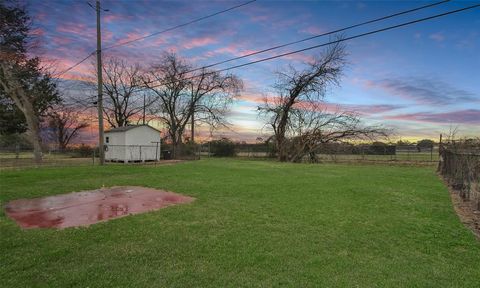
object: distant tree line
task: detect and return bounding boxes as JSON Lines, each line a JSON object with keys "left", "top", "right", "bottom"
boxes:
{"left": 207, "top": 139, "right": 438, "bottom": 160}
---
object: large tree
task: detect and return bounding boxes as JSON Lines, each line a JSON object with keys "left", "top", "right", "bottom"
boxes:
{"left": 259, "top": 41, "right": 387, "bottom": 162}
{"left": 101, "top": 57, "right": 154, "bottom": 127}
{"left": 258, "top": 41, "right": 346, "bottom": 161}
{"left": 0, "top": 1, "right": 60, "bottom": 162}
{"left": 144, "top": 53, "right": 242, "bottom": 158}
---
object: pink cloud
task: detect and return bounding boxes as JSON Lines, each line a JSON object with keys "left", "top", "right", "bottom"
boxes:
{"left": 238, "top": 93, "right": 402, "bottom": 117}
{"left": 282, "top": 53, "right": 315, "bottom": 63}
{"left": 52, "top": 36, "right": 73, "bottom": 46}
{"left": 429, "top": 32, "right": 445, "bottom": 42}
{"left": 57, "top": 23, "right": 90, "bottom": 36}
{"left": 102, "top": 30, "right": 114, "bottom": 42}
{"left": 237, "top": 93, "right": 265, "bottom": 103}
{"left": 250, "top": 15, "right": 269, "bottom": 22}
{"left": 118, "top": 32, "right": 150, "bottom": 44}
{"left": 35, "top": 12, "right": 47, "bottom": 21}
{"left": 340, "top": 104, "right": 402, "bottom": 115}
{"left": 103, "top": 14, "right": 132, "bottom": 23}
{"left": 208, "top": 44, "right": 315, "bottom": 64}
{"left": 211, "top": 44, "right": 258, "bottom": 58}
{"left": 183, "top": 36, "right": 217, "bottom": 49}
{"left": 30, "top": 27, "right": 45, "bottom": 37}
{"left": 299, "top": 26, "right": 324, "bottom": 35}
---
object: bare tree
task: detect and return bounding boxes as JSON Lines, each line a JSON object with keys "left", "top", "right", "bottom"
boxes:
{"left": 46, "top": 104, "right": 88, "bottom": 151}
{"left": 259, "top": 41, "right": 388, "bottom": 162}
{"left": 258, "top": 41, "right": 346, "bottom": 161}
{"left": 101, "top": 57, "right": 153, "bottom": 127}
{"left": 277, "top": 102, "right": 388, "bottom": 162}
{"left": 144, "top": 53, "right": 242, "bottom": 158}
{"left": 187, "top": 67, "right": 242, "bottom": 142}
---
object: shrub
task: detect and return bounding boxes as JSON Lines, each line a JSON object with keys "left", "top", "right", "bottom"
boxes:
{"left": 70, "top": 144, "right": 95, "bottom": 158}
{"left": 209, "top": 138, "right": 236, "bottom": 157}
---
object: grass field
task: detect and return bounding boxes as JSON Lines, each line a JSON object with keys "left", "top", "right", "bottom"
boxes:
{"left": 0, "top": 152, "right": 94, "bottom": 169}
{"left": 1, "top": 159, "right": 479, "bottom": 287}
{"left": 235, "top": 151, "right": 438, "bottom": 162}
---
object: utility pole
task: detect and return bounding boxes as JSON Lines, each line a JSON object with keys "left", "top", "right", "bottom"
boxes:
{"left": 96, "top": 0, "right": 105, "bottom": 165}
{"left": 143, "top": 93, "right": 146, "bottom": 125}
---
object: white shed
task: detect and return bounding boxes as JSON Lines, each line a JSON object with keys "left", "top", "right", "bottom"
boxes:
{"left": 104, "top": 125, "right": 161, "bottom": 163}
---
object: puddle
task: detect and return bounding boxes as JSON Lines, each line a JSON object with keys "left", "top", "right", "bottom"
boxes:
{"left": 5, "top": 186, "right": 194, "bottom": 229}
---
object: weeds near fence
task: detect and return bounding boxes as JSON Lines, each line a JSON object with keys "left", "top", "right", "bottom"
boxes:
{"left": 438, "top": 139, "right": 480, "bottom": 211}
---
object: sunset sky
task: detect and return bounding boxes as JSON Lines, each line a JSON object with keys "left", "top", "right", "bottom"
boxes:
{"left": 28, "top": 0, "right": 480, "bottom": 143}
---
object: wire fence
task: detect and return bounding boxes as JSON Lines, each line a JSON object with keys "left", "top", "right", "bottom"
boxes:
{"left": 0, "top": 144, "right": 169, "bottom": 169}
{"left": 438, "top": 142, "right": 480, "bottom": 211}
{"left": 1, "top": 143, "right": 440, "bottom": 169}
{"left": 0, "top": 148, "right": 97, "bottom": 169}
{"left": 228, "top": 143, "right": 438, "bottom": 164}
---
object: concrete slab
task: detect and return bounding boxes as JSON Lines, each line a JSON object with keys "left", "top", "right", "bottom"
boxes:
{"left": 5, "top": 186, "right": 194, "bottom": 229}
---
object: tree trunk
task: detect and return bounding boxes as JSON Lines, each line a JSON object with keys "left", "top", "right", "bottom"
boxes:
{"left": 276, "top": 135, "right": 288, "bottom": 162}
{"left": 191, "top": 112, "right": 195, "bottom": 143}
{"left": 174, "top": 142, "right": 182, "bottom": 159}
{"left": 23, "top": 102, "right": 42, "bottom": 164}
{"left": 170, "top": 131, "right": 183, "bottom": 159}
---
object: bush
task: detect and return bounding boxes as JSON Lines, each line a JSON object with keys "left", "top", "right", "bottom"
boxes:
{"left": 0, "top": 133, "right": 33, "bottom": 150}
{"left": 209, "top": 138, "right": 236, "bottom": 157}
{"left": 181, "top": 142, "right": 196, "bottom": 156}
{"left": 70, "top": 144, "right": 95, "bottom": 158}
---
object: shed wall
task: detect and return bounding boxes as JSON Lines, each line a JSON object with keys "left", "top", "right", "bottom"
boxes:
{"left": 104, "top": 126, "right": 161, "bottom": 162}
{"left": 105, "top": 132, "right": 126, "bottom": 161}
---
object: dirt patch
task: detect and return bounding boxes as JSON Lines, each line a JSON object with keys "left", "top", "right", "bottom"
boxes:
{"left": 4, "top": 186, "right": 194, "bottom": 229}
{"left": 444, "top": 179, "right": 480, "bottom": 239}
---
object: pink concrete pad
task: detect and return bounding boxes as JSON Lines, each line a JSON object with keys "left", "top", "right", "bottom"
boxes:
{"left": 5, "top": 186, "right": 195, "bottom": 229}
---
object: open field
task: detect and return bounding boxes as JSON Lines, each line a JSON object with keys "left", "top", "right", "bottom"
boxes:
{"left": 0, "top": 152, "right": 94, "bottom": 169}
{"left": 1, "top": 159, "right": 479, "bottom": 287}
{"left": 235, "top": 151, "right": 438, "bottom": 162}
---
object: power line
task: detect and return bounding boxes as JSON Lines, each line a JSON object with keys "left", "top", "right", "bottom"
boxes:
{"left": 54, "top": 0, "right": 256, "bottom": 78}
{"left": 103, "top": 0, "right": 256, "bottom": 51}
{"left": 141, "top": 0, "right": 451, "bottom": 86}
{"left": 145, "top": 3, "right": 480, "bottom": 89}
{"left": 54, "top": 52, "right": 95, "bottom": 78}
{"left": 187, "top": 0, "right": 451, "bottom": 73}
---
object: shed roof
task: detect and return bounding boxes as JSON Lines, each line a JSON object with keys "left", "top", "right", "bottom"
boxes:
{"left": 105, "top": 125, "right": 160, "bottom": 134}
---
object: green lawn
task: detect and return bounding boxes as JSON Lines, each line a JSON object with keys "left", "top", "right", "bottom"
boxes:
{"left": 1, "top": 159, "right": 479, "bottom": 287}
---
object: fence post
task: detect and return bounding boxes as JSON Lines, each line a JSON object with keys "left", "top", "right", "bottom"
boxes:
{"left": 15, "top": 143, "right": 20, "bottom": 159}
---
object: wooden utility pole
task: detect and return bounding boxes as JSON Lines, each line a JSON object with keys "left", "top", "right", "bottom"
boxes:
{"left": 96, "top": 0, "right": 105, "bottom": 165}
{"left": 143, "top": 93, "right": 146, "bottom": 125}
